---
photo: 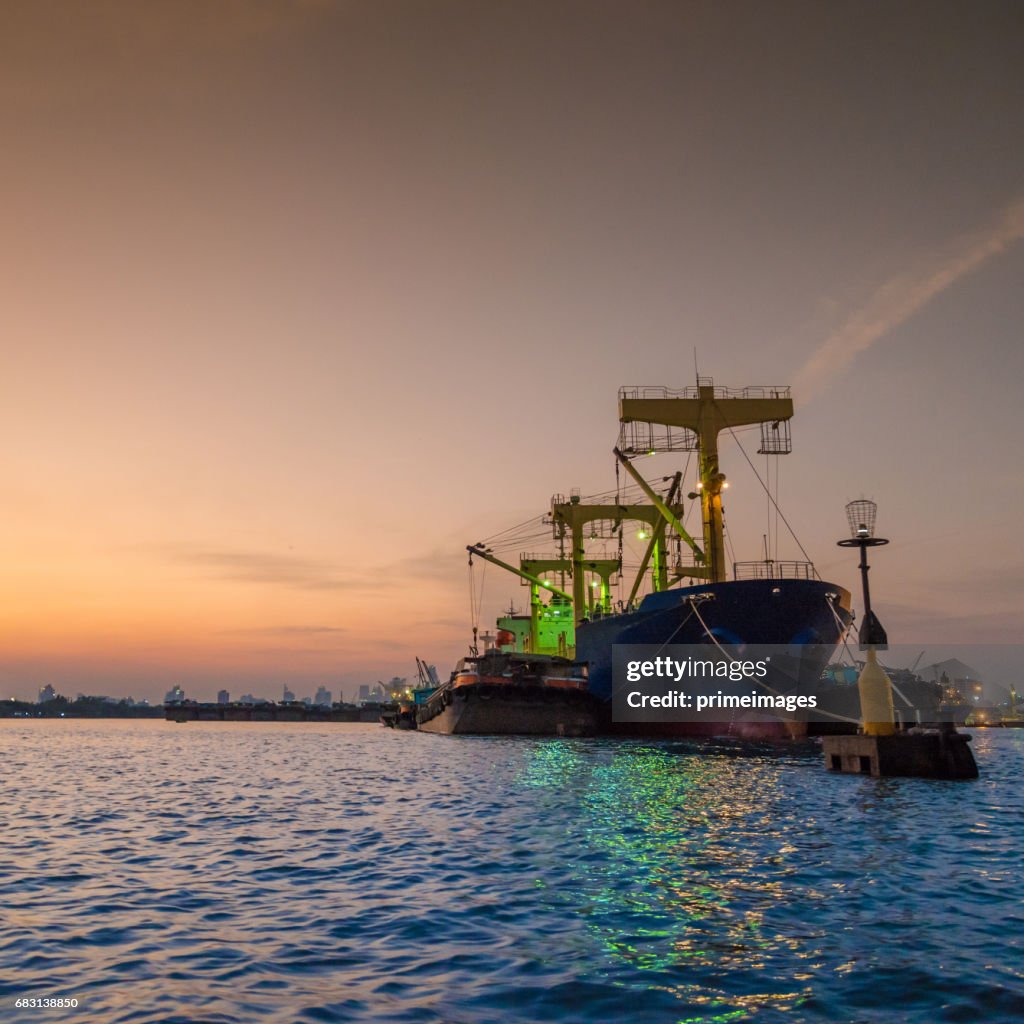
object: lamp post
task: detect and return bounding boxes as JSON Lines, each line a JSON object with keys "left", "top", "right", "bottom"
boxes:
{"left": 838, "top": 500, "right": 894, "bottom": 736}
{"left": 837, "top": 499, "right": 889, "bottom": 648}
{"left": 820, "top": 498, "right": 978, "bottom": 775}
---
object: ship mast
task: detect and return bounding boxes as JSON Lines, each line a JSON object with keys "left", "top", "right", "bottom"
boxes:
{"left": 547, "top": 496, "right": 683, "bottom": 625}
{"left": 618, "top": 382, "right": 793, "bottom": 584}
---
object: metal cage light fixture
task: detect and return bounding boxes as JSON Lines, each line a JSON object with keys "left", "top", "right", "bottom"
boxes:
{"left": 838, "top": 498, "right": 889, "bottom": 648}
{"left": 845, "top": 499, "right": 878, "bottom": 540}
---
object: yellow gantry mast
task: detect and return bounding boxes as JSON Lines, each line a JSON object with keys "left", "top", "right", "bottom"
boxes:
{"left": 618, "top": 383, "right": 794, "bottom": 584}
{"left": 547, "top": 497, "right": 683, "bottom": 627}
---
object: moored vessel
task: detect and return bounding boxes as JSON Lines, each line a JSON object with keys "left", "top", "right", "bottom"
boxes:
{"left": 380, "top": 658, "right": 440, "bottom": 729}
{"left": 417, "top": 650, "right": 600, "bottom": 736}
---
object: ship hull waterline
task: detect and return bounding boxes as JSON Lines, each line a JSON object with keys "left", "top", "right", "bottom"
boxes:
{"left": 417, "top": 683, "right": 601, "bottom": 737}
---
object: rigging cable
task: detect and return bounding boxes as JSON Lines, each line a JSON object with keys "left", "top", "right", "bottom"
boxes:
{"left": 477, "top": 558, "right": 488, "bottom": 631}
{"left": 467, "top": 551, "right": 478, "bottom": 651}
{"left": 723, "top": 507, "right": 737, "bottom": 571}
{"left": 770, "top": 454, "right": 778, "bottom": 561}
{"left": 721, "top": 418, "right": 816, "bottom": 567}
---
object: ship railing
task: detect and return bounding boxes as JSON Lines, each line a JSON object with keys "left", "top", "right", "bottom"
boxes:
{"left": 520, "top": 553, "right": 621, "bottom": 574}
{"left": 618, "top": 422, "right": 699, "bottom": 453}
{"left": 619, "top": 385, "right": 791, "bottom": 401}
{"left": 732, "top": 560, "right": 820, "bottom": 581}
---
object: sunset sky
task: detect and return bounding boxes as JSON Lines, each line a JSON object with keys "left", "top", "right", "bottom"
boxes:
{"left": 2, "top": 2, "right": 1022, "bottom": 701}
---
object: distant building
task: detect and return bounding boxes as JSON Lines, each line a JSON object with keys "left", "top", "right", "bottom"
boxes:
{"left": 217, "top": 689, "right": 230, "bottom": 704}
{"left": 282, "top": 685, "right": 296, "bottom": 703}
{"left": 164, "top": 685, "right": 186, "bottom": 704}
{"left": 383, "top": 678, "right": 408, "bottom": 700}
{"left": 313, "top": 685, "right": 332, "bottom": 707}
{"left": 921, "top": 658, "right": 1004, "bottom": 704}
{"left": 386, "top": 678, "right": 406, "bottom": 699}
{"left": 38, "top": 684, "right": 57, "bottom": 704}
{"left": 239, "top": 693, "right": 268, "bottom": 705}
{"left": 357, "top": 684, "right": 371, "bottom": 703}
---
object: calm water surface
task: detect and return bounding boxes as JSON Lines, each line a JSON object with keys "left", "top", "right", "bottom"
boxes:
{"left": 2, "top": 721, "right": 1022, "bottom": 1023}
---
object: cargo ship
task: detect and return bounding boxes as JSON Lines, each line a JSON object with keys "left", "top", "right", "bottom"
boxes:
{"left": 468, "top": 381, "right": 854, "bottom": 739}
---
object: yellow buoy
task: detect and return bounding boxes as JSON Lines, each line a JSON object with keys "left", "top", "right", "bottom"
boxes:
{"left": 858, "top": 647, "right": 896, "bottom": 736}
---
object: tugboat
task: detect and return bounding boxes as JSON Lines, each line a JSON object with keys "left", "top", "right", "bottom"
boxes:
{"left": 417, "top": 648, "right": 600, "bottom": 736}
{"left": 468, "top": 381, "right": 854, "bottom": 739}
{"left": 379, "top": 701, "right": 417, "bottom": 730}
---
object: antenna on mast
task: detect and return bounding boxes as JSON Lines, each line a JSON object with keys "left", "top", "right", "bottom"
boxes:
{"left": 693, "top": 347, "right": 700, "bottom": 385}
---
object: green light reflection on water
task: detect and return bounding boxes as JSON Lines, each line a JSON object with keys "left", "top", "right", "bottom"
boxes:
{"left": 520, "top": 740, "right": 817, "bottom": 1020}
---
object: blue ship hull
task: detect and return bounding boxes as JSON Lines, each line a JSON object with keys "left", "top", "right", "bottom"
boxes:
{"left": 576, "top": 578, "right": 852, "bottom": 738}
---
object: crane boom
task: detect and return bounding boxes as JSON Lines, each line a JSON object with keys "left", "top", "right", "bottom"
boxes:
{"left": 467, "top": 545, "right": 574, "bottom": 604}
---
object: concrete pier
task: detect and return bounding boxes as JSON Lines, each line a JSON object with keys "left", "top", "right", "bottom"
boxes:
{"left": 822, "top": 729, "right": 978, "bottom": 779}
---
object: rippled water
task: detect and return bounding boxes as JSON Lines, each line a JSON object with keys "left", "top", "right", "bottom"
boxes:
{"left": 2, "top": 721, "right": 1023, "bottom": 1023}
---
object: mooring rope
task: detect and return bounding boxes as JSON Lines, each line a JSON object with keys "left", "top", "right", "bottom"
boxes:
{"left": 687, "top": 597, "right": 861, "bottom": 725}
{"left": 823, "top": 597, "right": 916, "bottom": 710}
{"left": 826, "top": 596, "right": 858, "bottom": 664}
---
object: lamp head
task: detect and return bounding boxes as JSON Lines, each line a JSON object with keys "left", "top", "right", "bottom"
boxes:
{"left": 845, "top": 499, "right": 878, "bottom": 540}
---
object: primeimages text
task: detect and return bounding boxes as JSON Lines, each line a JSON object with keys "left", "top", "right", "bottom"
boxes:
{"left": 626, "top": 690, "right": 818, "bottom": 712}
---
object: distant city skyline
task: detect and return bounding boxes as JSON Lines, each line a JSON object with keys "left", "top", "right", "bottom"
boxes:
{"left": 2, "top": 3, "right": 1021, "bottom": 701}
{"left": 21, "top": 676, "right": 409, "bottom": 706}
